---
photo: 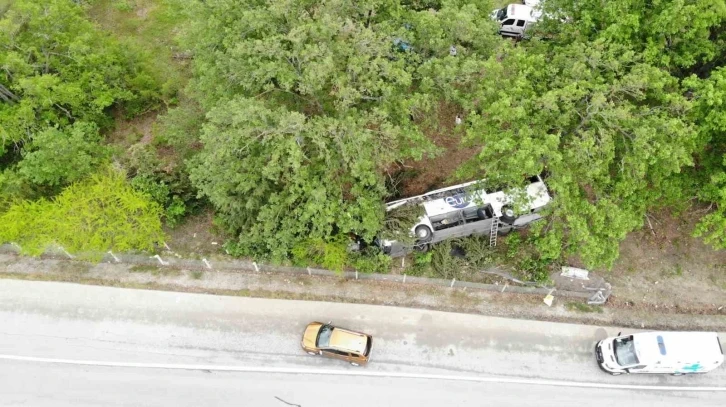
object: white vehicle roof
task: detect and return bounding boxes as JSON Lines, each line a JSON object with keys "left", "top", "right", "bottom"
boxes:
{"left": 481, "top": 180, "right": 550, "bottom": 216}
{"left": 421, "top": 189, "right": 488, "bottom": 218}
{"left": 387, "top": 178, "right": 551, "bottom": 218}
{"left": 385, "top": 180, "right": 480, "bottom": 211}
{"left": 506, "top": 4, "right": 539, "bottom": 22}
{"left": 523, "top": 0, "right": 541, "bottom": 7}
{"left": 632, "top": 332, "right": 724, "bottom": 365}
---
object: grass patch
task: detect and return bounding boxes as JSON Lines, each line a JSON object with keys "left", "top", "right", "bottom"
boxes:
{"left": 566, "top": 302, "right": 604, "bottom": 313}
{"left": 190, "top": 270, "right": 203, "bottom": 280}
{"left": 130, "top": 264, "right": 181, "bottom": 276}
{"left": 661, "top": 263, "right": 683, "bottom": 278}
{"left": 449, "top": 289, "right": 481, "bottom": 307}
{"left": 708, "top": 272, "right": 726, "bottom": 290}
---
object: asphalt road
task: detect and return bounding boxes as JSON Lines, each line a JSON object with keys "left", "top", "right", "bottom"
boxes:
{"left": 0, "top": 280, "right": 724, "bottom": 406}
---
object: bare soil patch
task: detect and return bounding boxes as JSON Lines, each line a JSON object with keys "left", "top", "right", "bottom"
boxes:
{"left": 163, "top": 210, "right": 229, "bottom": 257}
{"left": 605, "top": 211, "right": 726, "bottom": 310}
{"left": 398, "top": 101, "right": 479, "bottom": 196}
{"left": 105, "top": 109, "right": 161, "bottom": 148}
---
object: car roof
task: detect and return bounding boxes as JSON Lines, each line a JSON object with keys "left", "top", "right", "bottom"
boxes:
{"left": 330, "top": 328, "right": 368, "bottom": 354}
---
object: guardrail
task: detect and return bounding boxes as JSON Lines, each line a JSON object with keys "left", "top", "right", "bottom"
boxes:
{"left": 0, "top": 243, "right": 611, "bottom": 304}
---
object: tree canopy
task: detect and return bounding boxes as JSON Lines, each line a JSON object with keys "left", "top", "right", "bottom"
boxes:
{"left": 0, "top": 0, "right": 160, "bottom": 190}
{"left": 3, "top": 0, "right": 725, "bottom": 269}
{"left": 176, "top": 0, "right": 726, "bottom": 267}
{"left": 184, "top": 0, "right": 449, "bottom": 258}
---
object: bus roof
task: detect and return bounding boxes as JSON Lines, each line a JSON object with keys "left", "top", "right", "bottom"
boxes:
{"left": 386, "top": 177, "right": 551, "bottom": 217}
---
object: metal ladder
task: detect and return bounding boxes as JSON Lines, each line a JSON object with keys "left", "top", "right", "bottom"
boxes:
{"left": 489, "top": 216, "right": 499, "bottom": 247}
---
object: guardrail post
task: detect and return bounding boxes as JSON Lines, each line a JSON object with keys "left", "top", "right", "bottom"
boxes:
{"left": 253, "top": 262, "right": 259, "bottom": 272}
{"left": 450, "top": 278, "right": 456, "bottom": 288}
{"left": 107, "top": 251, "right": 120, "bottom": 263}
{"left": 58, "top": 246, "right": 74, "bottom": 259}
{"left": 403, "top": 274, "right": 407, "bottom": 283}
{"left": 151, "top": 254, "right": 168, "bottom": 266}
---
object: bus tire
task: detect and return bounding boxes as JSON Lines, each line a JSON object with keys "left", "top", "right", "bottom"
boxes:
{"left": 413, "top": 243, "right": 430, "bottom": 253}
{"left": 414, "top": 225, "right": 433, "bottom": 242}
{"left": 500, "top": 206, "right": 516, "bottom": 224}
{"left": 497, "top": 226, "right": 512, "bottom": 236}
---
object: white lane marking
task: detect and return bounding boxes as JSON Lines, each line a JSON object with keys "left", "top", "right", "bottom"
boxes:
{"left": 1, "top": 354, "right": 724, "bottom": 392}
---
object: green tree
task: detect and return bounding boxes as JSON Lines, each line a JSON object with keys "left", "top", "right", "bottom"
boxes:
{"left": 0, "top": 170, "right": 165, "bottom": 257}
{"left": 452, "top": 42, "right": 697, "bottom": 268}
{"left": 540, "top": 0, "right": 726, "bottom": 76}
{"left": 189, "top": 98, "right": 418, "bottom": 258}
{"left": 687, "top": 67, "right": 726, "bottom": 248}
{"left": 184, "top": 0, "right": 436, "bottom": 259}
{"left": 17, "top": 121, "right": 108, "bottom": 186}
{"left": 0, "top": 0, "right": 161, "bottom": 186}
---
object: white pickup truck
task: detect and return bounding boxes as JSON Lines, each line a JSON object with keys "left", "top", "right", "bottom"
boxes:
{"left": 491, "top": 3, "right": 542, "bottom": 39}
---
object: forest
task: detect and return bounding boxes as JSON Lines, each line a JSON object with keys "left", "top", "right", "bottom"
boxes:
{"left": 1, "top": 0, "right": 725, "bottom": 277}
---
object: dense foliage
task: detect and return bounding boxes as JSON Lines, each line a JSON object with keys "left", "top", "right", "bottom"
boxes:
{"left": 0, "top": 0, "right": 160, "bottom": 194}
{"left": 183, "top": 0, "right": 444, "bottom": 259}
{"left": 0, "top": 170, "right": 165, "bottom": 257}
{"left": 2, "top": 0, "right": 726, "bottom": 269}
{"left": 174, "top": 0, "right": 726, "bottom": 267}
{"left": 0, "top": 0, "right": 164, "bottom": 255}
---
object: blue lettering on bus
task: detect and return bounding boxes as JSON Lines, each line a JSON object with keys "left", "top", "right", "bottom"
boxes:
{"left": 445, "top": 194, "right": 471, "bottom": 209}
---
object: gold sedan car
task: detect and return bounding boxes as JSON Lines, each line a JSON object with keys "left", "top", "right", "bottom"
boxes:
{"left": 301, "top": 321, "right": 373, "bottom": 366}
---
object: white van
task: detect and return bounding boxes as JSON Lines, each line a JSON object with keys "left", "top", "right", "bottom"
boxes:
{"left": 596, "top": 331, "right": 724, "bottom": 375}
{"left": 491, "top": 4, "right": 540, "bottom": 38}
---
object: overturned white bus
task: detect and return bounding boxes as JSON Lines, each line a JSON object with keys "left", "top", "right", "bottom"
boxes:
{"left": 378, "top": 175, "right": 552, "bottom": 257}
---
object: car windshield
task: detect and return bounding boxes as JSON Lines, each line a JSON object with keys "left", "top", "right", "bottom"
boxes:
{"left": 316, "top": 325, "right": 333, "bottom": 348}
{"left": 496, "top": 8, "right": 507, "bottom": 20}
{"left": 613, "top": 336, "right": 639, "bottom": 366}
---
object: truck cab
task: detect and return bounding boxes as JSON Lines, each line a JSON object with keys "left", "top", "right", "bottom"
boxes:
{"left": 596, "top": 332, "right": 724, "bottom": 375}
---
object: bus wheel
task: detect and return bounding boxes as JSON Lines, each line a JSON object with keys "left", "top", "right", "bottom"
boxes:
{"left": 414, "top": 243, "right": 430, "bottom": 253}
{"left": 414, "top": 225, "right": 433, "bottom": 241}
{"left": 500, "top": 206, "right": 516, "bottom": 224}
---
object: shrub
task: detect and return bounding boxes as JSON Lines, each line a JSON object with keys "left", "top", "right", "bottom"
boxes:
{"left": 430, "top": 241, "right": 469, "bottom": 280}
{"left": 380, "top": 203, "right": 425, "bottom": 245}
{"left": 349, "top": 247, "right": 392, "bottom": 274}
{"left": 0, "top": 169, "right": 165, "bottom": 259}
{"left": 291, "top": 237, "right": 350, "bottom": 273}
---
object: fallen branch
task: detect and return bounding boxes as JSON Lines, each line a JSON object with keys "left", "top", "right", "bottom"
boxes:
{"left": 645, "top": 213, "right": 656, "bottom": 236}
